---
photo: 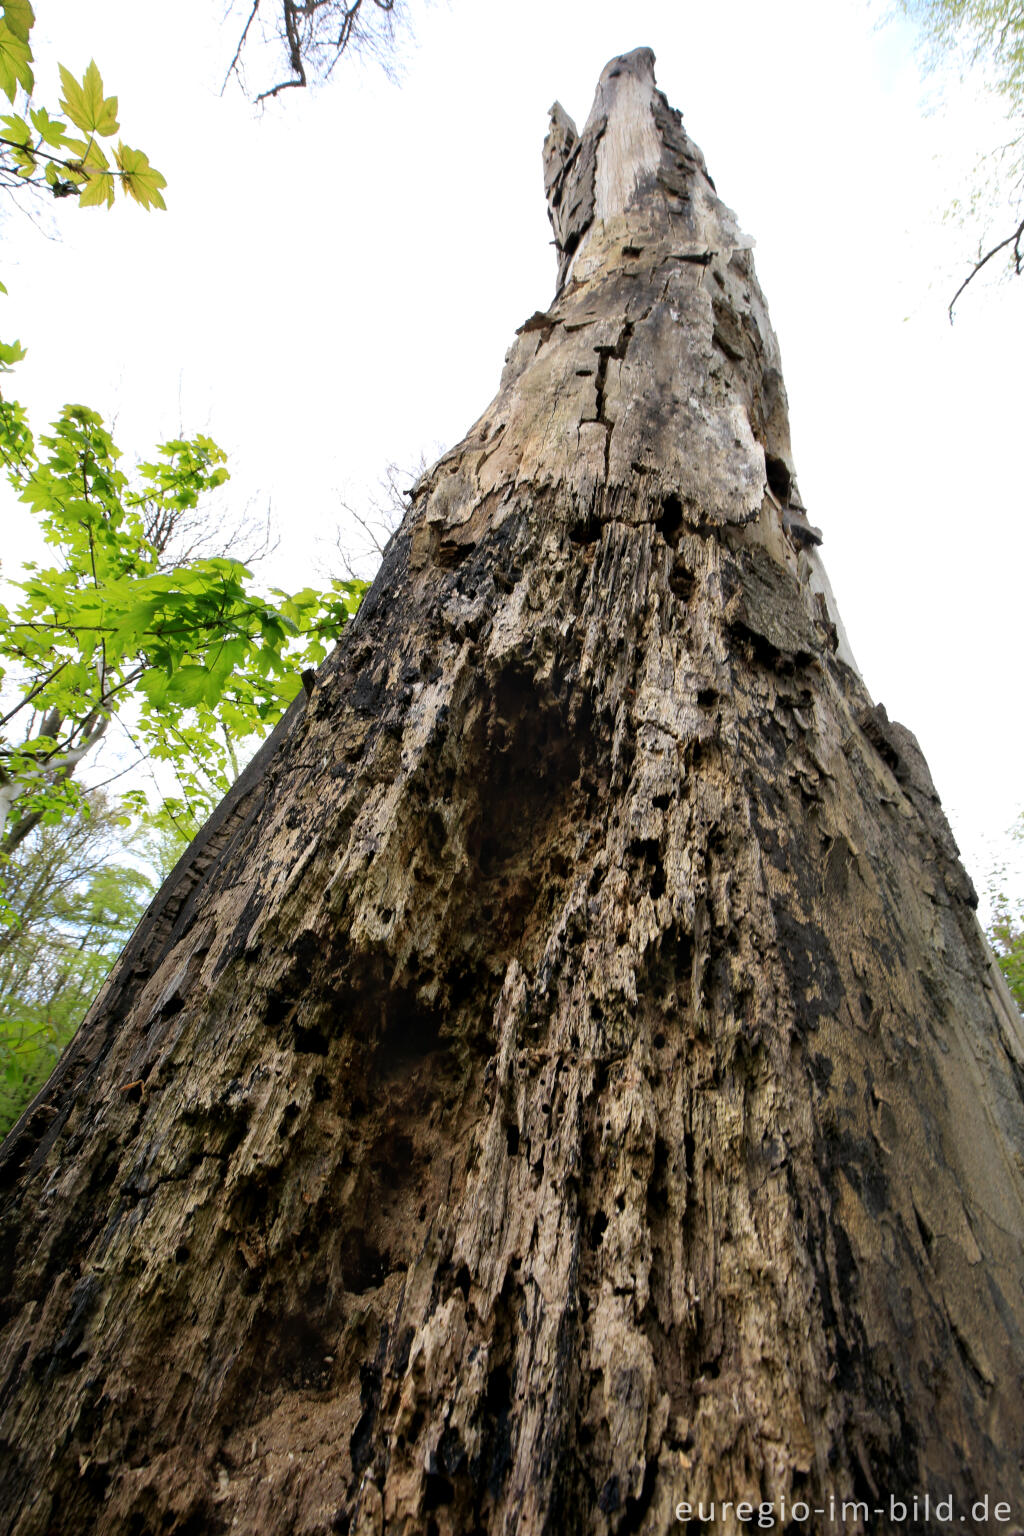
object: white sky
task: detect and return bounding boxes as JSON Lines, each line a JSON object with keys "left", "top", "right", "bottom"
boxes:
{"left": 3, "top": 0, "right": 1022, "bottom": 909}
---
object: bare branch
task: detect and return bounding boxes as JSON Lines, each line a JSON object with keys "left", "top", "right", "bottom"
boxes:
{"left": 225, "top": 0, "right": 406, "bottom": 102}
{"left": 256, "top": 70, "right": 307, "bottom": 104}
{"left": 140, "top": 488, "right": 275, "bottom": 572}
{"left": 949, "top": 212, "right": 1024, "bottom": 319}
{"left": 0, "top": 662, "right": 69, "bottom": 730}
{"left": 332, "top": 457, "right": 420, "bottom": 580}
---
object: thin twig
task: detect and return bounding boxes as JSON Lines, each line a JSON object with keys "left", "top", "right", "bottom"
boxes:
{"left": 0, "top": 662, "right": 69, "bottom": 729}
{"left": 949, "top": 213, "right": 1024, "bottom": 319}
{"left": 222, "top": 0, "right": 262, "bottom": 91}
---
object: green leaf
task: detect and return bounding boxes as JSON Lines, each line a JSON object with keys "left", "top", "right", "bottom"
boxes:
{"left": 78, "top": 167, "right": 114, "bottom": 209}
{"left": 0, "top": 19, "right": 32, "bottom": 101}
{"left": 0, "top": 109, "right": 28, "bottom": 143}
{"left": 165, "top": 666, "right": 210, "bottom": 708}
{"left": 58, "top": 60, "right": 118, "bottom": 136}
{"left": 0, "top": 336, "right": 26, "bottom": 370}
{"left": 28, "top": 104, "right": 67, "bottom": 148}
{"left": 138, "top": 670, "right": 169, "bottom": 708}
{"left": 0, "top": 1, "right": 34, "bottom": 45}
{"left": 113, "top": 141, "right": 166, "bottom": 210}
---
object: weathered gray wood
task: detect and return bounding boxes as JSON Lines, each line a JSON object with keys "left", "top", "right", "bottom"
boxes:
{"left": 2, "top": 47, "right": 1023, "bottom": 1536}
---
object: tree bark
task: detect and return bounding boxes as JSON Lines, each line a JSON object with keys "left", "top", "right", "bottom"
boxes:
{"left": 2, "top": 47, "right": 1024, "bottom": 1536}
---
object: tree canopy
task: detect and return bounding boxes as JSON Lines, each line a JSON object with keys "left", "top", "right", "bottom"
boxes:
{"left": 899, "top": 0, "right": 1024, "bottom": 312}
{"left": 0, "top": 362, "right": 366, "bottom": 866}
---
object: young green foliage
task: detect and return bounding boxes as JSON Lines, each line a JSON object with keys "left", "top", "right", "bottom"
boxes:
{"left": 0, "top": 3, "right": 165, "bottom": 213}
{"left": 0, "top": 349, "right": 367, "bottom": 865}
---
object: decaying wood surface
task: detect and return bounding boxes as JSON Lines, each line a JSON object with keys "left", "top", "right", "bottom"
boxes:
{"left": 2, "top": 47, "right": 1023, "bottom": 1536}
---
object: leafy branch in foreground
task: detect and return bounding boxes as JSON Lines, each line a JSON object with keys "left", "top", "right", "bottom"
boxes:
{"left": 0, "top": 350, "right": 366, "bottom": 865}
{"left": 0, "top": 2, "right": 165, "bottom": 211}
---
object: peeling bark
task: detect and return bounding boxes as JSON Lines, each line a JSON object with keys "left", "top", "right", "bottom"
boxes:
{"left": 2, "top": 48, "right": 1023, "bottom": 1536}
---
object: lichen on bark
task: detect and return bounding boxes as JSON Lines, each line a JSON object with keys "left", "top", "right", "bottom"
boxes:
{"left": 1, "top": 46, "right": 1023, "bottom": 1536}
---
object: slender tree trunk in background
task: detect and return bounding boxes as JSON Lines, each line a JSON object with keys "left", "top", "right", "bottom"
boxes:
{"left": 2, "top": 49, "right": 1023, "bottom": 1536}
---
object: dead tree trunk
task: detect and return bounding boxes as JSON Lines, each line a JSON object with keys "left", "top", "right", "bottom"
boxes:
{"left": 2, "top": 48, "right": 1023, "bottom": 1536}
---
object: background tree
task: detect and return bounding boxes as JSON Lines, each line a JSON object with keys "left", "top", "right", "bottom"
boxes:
{"left": 0, "top": 795, "right": 161, "bottom": 1139}
{"left": 986, "top": 813, "right": 1024, "bottom": 1008}
{"left": 333, "top": 458, "right": 423, "bottom": 580}
{"left": 990, "top": 891, "right": 1024, "bottom": 1003}
{"left": 224, "top": 0, "right": 408, "bottom": 101}
{"left": 898, "top": 0, "right": 1024, "bottom": 311}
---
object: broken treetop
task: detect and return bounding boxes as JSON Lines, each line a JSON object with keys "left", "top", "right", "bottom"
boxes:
{"left": 544, "top": 47, "right": 724, "bottom": 287}
{"left": 534, "top": 45, "right": 782, "bottom": 530}
{"left": 417, "top": 44, "right": 845, "bottom": 641}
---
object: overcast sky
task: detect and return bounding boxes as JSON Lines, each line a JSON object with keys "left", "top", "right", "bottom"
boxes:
{"left": 3, "top": 0, "right": 1022, "bottom": 908}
